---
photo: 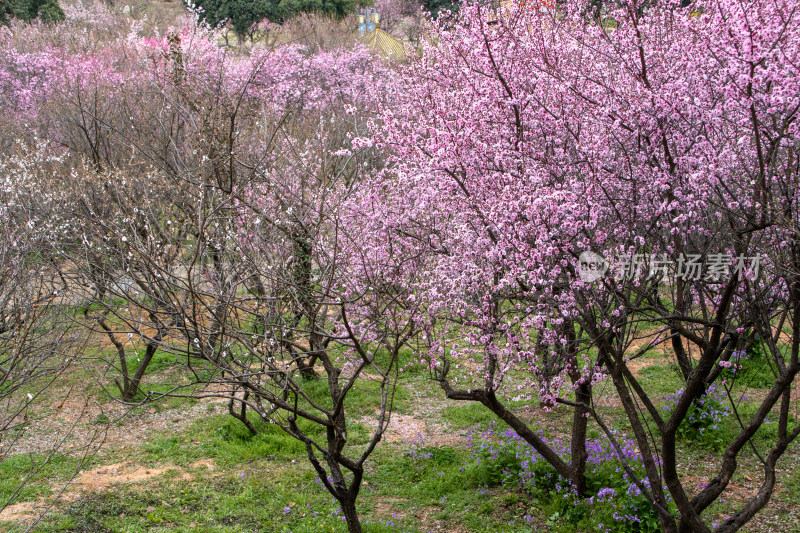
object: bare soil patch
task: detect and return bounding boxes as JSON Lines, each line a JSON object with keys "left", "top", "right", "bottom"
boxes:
{"left": 0, "top": 461, "right": 174, "bottom": 524}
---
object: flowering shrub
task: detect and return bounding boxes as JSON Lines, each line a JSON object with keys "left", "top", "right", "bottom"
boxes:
{"left": 469, "top": 426, "right": 669, "bottom": 532}
{"left": 664, "top": 385, "right": 731, "bottom": 451}
{"left": 402, "top": 439, "right": 460, "bottom": 485}
{"left": 720, "top": 344, "right": 775, "bottom": 390}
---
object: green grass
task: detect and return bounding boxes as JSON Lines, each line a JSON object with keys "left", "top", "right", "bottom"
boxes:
{"left": 14, "top": 404, "right": 560, "bottom": 533}
{"left": 441, "top": 403, "right": 501, "bottom": 431}
{"left": 140, "top": 415, "right": 306, "bottom": 468}
{"left": 1, "top": 454, "right": 82, "bottom": 508}
{"left": 721, "top": 341, "right": 778, "bottom": 390}
{"left": 4, "top": 342, "right": 799, "bottom": 533}
{"left": 123, "top": 350, "right": 177, "bottom": 377}
{"left": 10, "top": 403, "right": 799, "bottom": 533}
{"left": 283, "top": 372, "right": 413, "bottom": 420}
{"left": 32, "top": 464, "right": 429, "bottom": 533}
{"left": 637, "top": 362, "right": 685, "bottom": 399}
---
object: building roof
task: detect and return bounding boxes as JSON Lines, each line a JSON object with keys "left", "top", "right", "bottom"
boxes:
{"left": 360, "top": 29, "right": 409, "bottom": 61}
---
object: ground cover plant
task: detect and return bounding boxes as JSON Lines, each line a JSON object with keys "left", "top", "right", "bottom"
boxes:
{"left": 0, "top": 0, "right": 799, "bottom": 532}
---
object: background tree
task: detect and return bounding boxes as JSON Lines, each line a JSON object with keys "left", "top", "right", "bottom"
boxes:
{"left": 191, "top": 0, "right": 280, "bottom": 39}
{"left": 372, "top": 0, "right": 423, "bottom": 40}
{"left": 0, "top": 0, "right": 64, "bottom": 25}
{"left": 420, "top": 0, "right": 457, "bottom": 17}
{"left": 191, "top": 0, "right": 357, "bottom": 40}
{"left": 7, "top": 20, "right": 413, "bottom": 530}
{"left": 0, "top": 143, "right": 101, "bottom": 521}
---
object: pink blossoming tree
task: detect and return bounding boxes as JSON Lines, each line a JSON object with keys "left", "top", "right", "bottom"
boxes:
{"left": 364, "top": 0, "right": 800, "bottom": 530}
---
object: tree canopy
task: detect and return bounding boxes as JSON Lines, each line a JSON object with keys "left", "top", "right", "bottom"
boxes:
{"left": 420, "top": 0, "right": 458, "bottom": 17}
{"left": 0, "top": 0, "right": 64, "bottom": 25}
{"left": 191, "top": 0, "right": 357, "bottom": 38}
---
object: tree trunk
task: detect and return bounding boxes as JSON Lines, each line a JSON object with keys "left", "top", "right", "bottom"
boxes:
{"left": 339, "top": 495, "right": 362, "bottom": 533}
{"left": 123, "top": 341, "right": 157, "bottom": 401}
{"left": 229, "top": 392, "right": 258, "bottom": 435}
{"left": 570, "top": 380, "right": 590, "bottom": 495}
{"left": 671, "top": 329, "right": 693, "bottom": 381}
